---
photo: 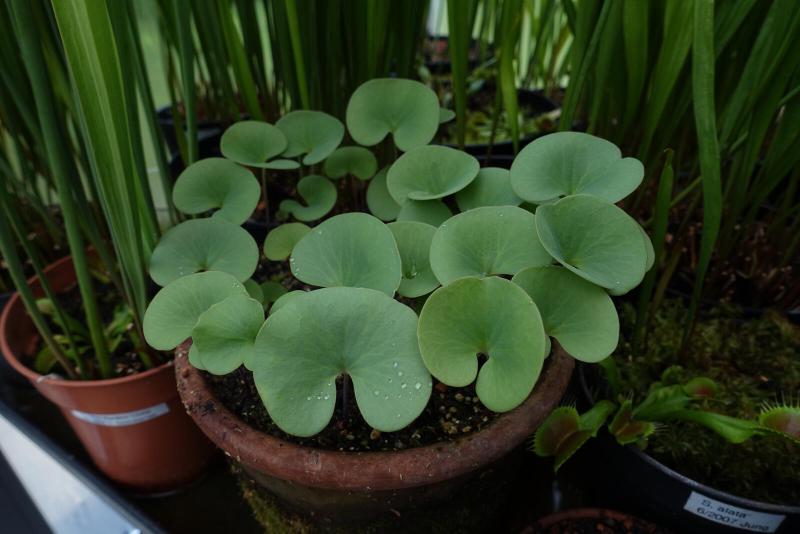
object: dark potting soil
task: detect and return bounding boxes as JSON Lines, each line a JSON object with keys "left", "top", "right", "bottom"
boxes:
{"left": 527, "top": 513, "right": 672, "bottom": 534}
{"left": 613, "top": 299, "right": 800, "bottom": 506}
{"left": 32, "top": 278, "right": 166, "bottom": 379}
{"left": 206, "top": 366, "right": 499, "bottom": 452}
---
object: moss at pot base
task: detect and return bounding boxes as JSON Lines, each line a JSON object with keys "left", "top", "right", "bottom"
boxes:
{"left": 232, "top": 458, "right": 517, "bottom": 534}
{"left": 614, "top": 300, "right": 800, "bottom": 505}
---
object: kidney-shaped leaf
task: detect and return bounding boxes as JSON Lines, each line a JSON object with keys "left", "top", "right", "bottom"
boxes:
{"left": 263, "top": 222, "right": 311, "bottom": 260}
{"left": 387, "top": 145, "right": 479, "bottom": 204}
{"left": 366, "top": 167, "right": 401, "bottom": 221}
{"left": 388, "top": 221, "right": 439, "bottom": 298}
{"left": 290, "top": 213, "right": 402, "bottom": 296}
{"left": 221, "top": 121, "right": 288, "bottom": 166}
{"left": 278, "top": 175, "right": 337, "bottom": 222}
{"left": 192, "top": 294, "right": 264, "bottom": 374}
{"left": 456, "top": 167, "right": 523, "bottom": 211}
{"left": 149, "top": 218, "right": 258, "bottom": 286}
{"left": 396, "top": 199, "right": 452, "bottom": 227}
{"left": 252, "top": 287, "right": 432, "bottom": 436}
{"left": 346, "top": 78, "right": 440, "bottom": 151}
{"left": 512, "top": 265, "right": 618, "bottom": 362}
{"left": 535, "top": 195, "right": 647, "bottom": 293}
{"left": 324, "top": 146, "right": 378, "bottom": 180}
{"left": 172, "top": 158, "right": 260, "bottom": 224}
{"left": 430, "top": 206, "right": 551, "bottom": 285}
{"left": 276, "top": 110, "right": 344, "bottom": 165}
{"left": 510, "top": 132, "right": 644, "bottom": 203}
{"left": 418, "top": 276, "right": 546, "bottom": 411}
{"left": 143, "top": 271, "right": 248, "bottom": 350}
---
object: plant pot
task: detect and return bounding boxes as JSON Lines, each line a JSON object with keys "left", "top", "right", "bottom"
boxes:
{"left": 522, "top": 507, "right": 669, "bottom": 533}
{"left": 577, "top": 365, "right": 800, "bottom": 533}
{"left": 157, "top": 105, "right": 225, "bottom": 155}
{"left": 175, "top": 342, "right": 574, "bottom": 528}
{"left": 0, "top": 255, "right": 216, "bottom": 492}
{"left": 442, "top": 89, "right": 558, "bottom": 157}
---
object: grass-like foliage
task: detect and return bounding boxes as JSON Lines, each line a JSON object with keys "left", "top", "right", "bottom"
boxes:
{"left": 143, "top": 78, "right": 654, "bottom": 437}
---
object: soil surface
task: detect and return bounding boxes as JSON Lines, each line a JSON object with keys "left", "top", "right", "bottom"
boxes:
{"left": 207, "top": 367, "right": 499, "bottom": 452}
{"left": 527, "top": 513, "right": 671, "bottom": 534}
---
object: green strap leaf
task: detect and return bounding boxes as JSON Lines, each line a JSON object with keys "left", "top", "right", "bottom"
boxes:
{"left": 252, "top": 287, "right": 431, "bottom": 436}
{"left": 149, "top": 218, "right": 258, "bottom": 286}
{"left": 418, "top": 276, "right": 546, "bottom": 412}
{"left": 430, "top": 206, "right": 552, "bottom": 286}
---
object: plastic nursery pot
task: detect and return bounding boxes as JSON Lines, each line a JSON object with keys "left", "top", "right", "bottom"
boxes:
{"left": 577, "top": 365, "right": 800, "bottom": 534}
{"left": 442, "top": 89, "right": 558, "bottom": 158}
{"left": 522, "top": 508, "right": 670, "bottom": 534}
{"left": 176, "top": 343, "right": 574, "bottom": 526}
{"left": 0, "top": 255, "right": 216, "bottom": 492}
{"left": 156, "top": 105, "right": 225, "bottom": 155}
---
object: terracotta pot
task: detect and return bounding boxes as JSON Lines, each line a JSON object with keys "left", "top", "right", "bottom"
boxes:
{"left": 176, "top": 342, "right": 574, "bottom": 525}
{"left": 523, "top": 508, "right": 669, "bottom": 533}
{"left": 0, "top": 255, "right": 216, "bottom": 492}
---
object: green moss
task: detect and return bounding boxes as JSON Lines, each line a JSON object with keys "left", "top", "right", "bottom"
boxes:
{"left": 614, "top": 300, "right": 800, "bottom": 505}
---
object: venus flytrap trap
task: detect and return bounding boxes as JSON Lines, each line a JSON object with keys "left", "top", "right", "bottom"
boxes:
{"left": 142, "top": 77, "right": 657, "bottom": 438}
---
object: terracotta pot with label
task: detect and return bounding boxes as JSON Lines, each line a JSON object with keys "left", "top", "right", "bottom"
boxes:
{"left": 0, "top": 256, "right": 216, "bottom": 492}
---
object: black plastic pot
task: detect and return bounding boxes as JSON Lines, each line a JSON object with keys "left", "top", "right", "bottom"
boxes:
{"left": 441, "top": 89, "right": 558, "bottom": 157}
{"left": 577, "top": 364, "right": 800, "bottom": 534}
{"left": 424, "top": 35, "right": 487, "bottom": 75}
{"left": 156, "top": 106, "right": 225, "bottom": 155}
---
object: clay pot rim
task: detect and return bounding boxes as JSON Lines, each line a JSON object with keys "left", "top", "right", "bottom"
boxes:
{"left": 176, "top": 341, "right": 574, "bottom": 492}
{"left": 0, "top": 254, "right": 173, "bottom": 389}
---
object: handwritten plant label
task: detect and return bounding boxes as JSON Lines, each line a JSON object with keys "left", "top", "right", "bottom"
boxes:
{"left": 684, "top": 491, "right": 785, "bottom": 532}
{"left": 71, "top": 403, "right": 169, "bottom": 427}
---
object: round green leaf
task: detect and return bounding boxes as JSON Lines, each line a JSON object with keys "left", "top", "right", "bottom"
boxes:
{"left": 262, "top": 159, "right": 300, "bottom": 170}
{"left": 639, "top": 224, "right": 655, "bottom": 272}
{"left": 260, "top": 281, "right": 288, "bottom": 304}
{"left": 456, "top": 167, "right": 523, "bottom": 211}
{"left": 143, "top": 271, "right": 248, "bottom": 350}
{"left": 290, "top": 213, "right": 402, "bottom": 296}
{"left": 252, "top": 287, "right": 432, "bottom": 436}
{"left": 510, "top": 132, "right": 644, "bottom": 203}
{"left": 269, "top": 290, "right": 307, "bottom": 315}
{"left": 172, "top": 158, "right": 260, "bottom": 224}
{"left": 439, "top": 108, "right": 456, "bottom": 123}
{"left": 387, "top": 145, "right": 479, "bottom": 204}
{"left": 388, "top": 221, "right": 439, "bottom": 298}
{"left": 276, "top": 110, "right": 344, "bottom": 165}
{"left": 366, "top": 167, "right": 401, "bottom": 221}
{"left": 220, "top": 121, "right": 288, "bottom": 166}
{"left": 346, "top": 78, "right": 440, "bottom": 151}
{"left": 188, "top": 344, "right": 206, "bottom": 370}
{"left": 535, "top": 195, "right": 647, "bottom": 293}
{"left": 263, "top": 223, "right": 311, "bottom": 260}
{"left": 244, "top": 279, "right": 264, "bottom": 302}
{"left": 418, "top": 276, "right": 546, "bottom": 412}
{"left": 149, "top": 218, "right": 258, "bottom": 286}
{"left": 396, "top": 199, "right": 452, "bottom": 226}
{"left": 512, "top": 266, "right": 619, "bottom": 362}
{"left": 278, "top": 175, "right": 337, "bottom": 222}
{"left": 192, "top": 294, "right": 264, "bottom": 374}
{"left": 324, "top": 146, "right": 378, "bottom": 180}
{"left": 429, "top": 206, "right": 552, "bottom": 285}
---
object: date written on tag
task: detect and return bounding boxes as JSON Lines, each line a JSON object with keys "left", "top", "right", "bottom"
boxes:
{"left": 71, "top": 403, "right": 170, "bottom": 427}
{"left": 684, "top": 491, "right": 785, "bottom": 532}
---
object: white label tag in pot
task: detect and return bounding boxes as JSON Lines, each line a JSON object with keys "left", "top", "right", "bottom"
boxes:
{"left": 684, "top": 491, "right": 785, "bottom": 532}
{"left": 70, "top": 403, "right": 169, "bottom": 427}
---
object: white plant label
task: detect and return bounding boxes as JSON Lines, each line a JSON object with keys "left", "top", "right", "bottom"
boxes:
{"left": 70, "top": 403, "right": 169, "bottom": 427}
{"left": 684, "top": 491, "right": 785, "bottom": 532}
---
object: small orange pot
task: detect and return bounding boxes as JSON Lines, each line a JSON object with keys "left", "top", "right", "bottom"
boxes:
{"left": 0, "top": 255, "right": 216, "bottom": 492}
